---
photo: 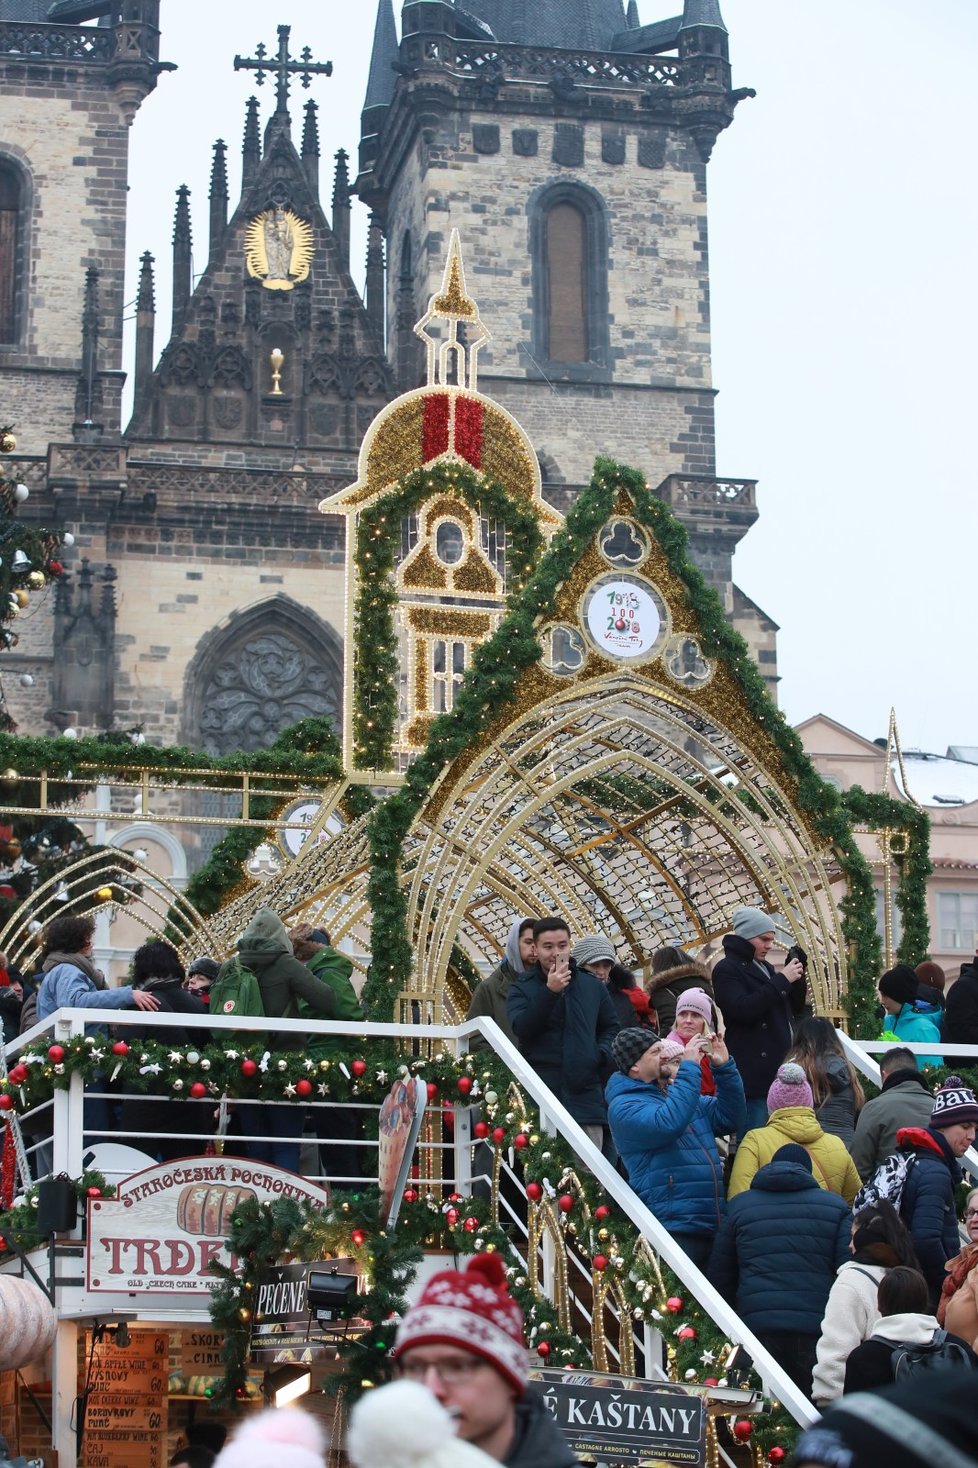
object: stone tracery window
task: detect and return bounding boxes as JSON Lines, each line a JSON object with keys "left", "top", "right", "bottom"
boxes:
{"left": 198, "top": 630, "right": 339, "bottom": 756}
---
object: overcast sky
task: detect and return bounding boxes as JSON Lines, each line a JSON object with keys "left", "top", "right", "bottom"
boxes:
{"left": 123, "top": 1, "right": 977, "bottom": 756}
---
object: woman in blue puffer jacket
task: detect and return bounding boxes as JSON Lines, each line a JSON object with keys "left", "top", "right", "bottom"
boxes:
{"left": 606, "top": 1028, "right": 746, "bottom": 1269}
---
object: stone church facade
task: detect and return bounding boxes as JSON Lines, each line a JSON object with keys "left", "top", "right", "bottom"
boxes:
{"left": 0, "top": 0, "right": 777, "bottom": 775}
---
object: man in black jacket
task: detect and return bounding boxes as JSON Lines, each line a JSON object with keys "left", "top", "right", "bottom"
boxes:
{"left": 944, "top": 951, "right": 978, "bottom": 1046}
{"left": 711, "top": 907, "right": 805, "bottom": 1131}
{"left": 393, "top": 1254, "right": 577, "bottom": 1468}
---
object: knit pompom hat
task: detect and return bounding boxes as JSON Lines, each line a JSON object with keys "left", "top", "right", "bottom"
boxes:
{"left": 213, "top": 1410, "right": 325, "bottom": 1468}
{"left": 767, "top": 1061, "right": 814, "bottom": 1114}
{"left": 930, "top": 1075, "right": 978, "bottom": 1128}
{"left": 392, "top": 1253, "right": 527, "bottom": 1395}
{"left": 658, "top": 1039, "right": 685, "bottom": 1063}
{"left": 347, "top": 1382, "right": 501, "bottom": 1468}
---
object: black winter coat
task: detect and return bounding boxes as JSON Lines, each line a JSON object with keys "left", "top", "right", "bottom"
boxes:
{"left": 944, "top": 963, "right": 978, "bottom": 1046}
{"left": 711, "top": 934, "right": 799, "bottom": 1098}
{"left": 843, "top": 1327, "right": 978, "bottom": 1395}
{"left": 708, "top": 1157, "right": 851, "bottom": 1334}
{"left": 125, "top": 980, "right": 209, "bottom": 1046}
{"left": 899, "top": 1126, "right": 964, "bottom": 1308}
{"left": 507, "top": 960, "right": 619, "bottom": 1125}
{"left": 506, "top": 1388, "right": 579, "bottom": 1468}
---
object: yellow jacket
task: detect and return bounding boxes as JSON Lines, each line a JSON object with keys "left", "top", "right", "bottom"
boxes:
{"left": 728, "top": 1106, "right": 861, "bottom": 1204}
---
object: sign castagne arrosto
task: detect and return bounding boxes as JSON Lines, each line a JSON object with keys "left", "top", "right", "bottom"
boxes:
{"left": 87, "top": 1158, "right": 330, "bottom": 1294}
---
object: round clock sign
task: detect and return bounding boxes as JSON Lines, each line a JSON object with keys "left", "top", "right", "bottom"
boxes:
{"left": 584, "top": 578, "right": 663, "bottom": 659}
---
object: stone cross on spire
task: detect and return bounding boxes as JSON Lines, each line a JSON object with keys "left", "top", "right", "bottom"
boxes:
{"left": 234, "top": 24, "right": 333, "bottom": 118}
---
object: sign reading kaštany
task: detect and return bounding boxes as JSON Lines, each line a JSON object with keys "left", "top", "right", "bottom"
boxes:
{"left": 531, "top": 1370, "right": 707, "bottom": 1467}
{"left": 87, "top": 1158, "right": 330, "bottom": 1294}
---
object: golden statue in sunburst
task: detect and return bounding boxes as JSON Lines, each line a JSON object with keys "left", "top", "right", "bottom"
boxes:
{"left": 244, "top": 207, "right": 314, "bottom": 290}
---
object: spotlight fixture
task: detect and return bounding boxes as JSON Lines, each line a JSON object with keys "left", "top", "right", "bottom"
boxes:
{"left": 263, "top": 1362, "right": 311, "bottom": 1407}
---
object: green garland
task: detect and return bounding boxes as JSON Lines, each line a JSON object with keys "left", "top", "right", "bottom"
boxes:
{"left": 0, "top": 1169, "right": 113, "bottom": 1250}
{"left": 352, "top": 462, "right": 544, "bottom": 771}
{"left": 361, "top": 457, "right": 902, "bottom": 1032}
{"left": 841, "top": 787, "right": 932, "bottom": 965}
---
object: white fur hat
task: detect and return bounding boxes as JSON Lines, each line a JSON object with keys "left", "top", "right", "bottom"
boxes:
{"left": 213, "top": 1408, "right": 326, "bottom": 1468}
{"left": 346, "top": 1381, "right": 500, "bottom": 1468}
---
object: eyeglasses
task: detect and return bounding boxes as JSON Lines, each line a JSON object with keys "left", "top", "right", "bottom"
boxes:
{"left": 397, "top": 1356, "right": 486, "bottom": 1386}
{"left": 965, "top": 1209, "right": 978, "bottom": 1220}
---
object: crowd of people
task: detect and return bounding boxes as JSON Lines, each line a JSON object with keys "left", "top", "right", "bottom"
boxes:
{"left": 6, "top": 902, "right": 978, "bottom": 1457}
{"left": 465, "top": 906, "right": 978, "bottom": 1412}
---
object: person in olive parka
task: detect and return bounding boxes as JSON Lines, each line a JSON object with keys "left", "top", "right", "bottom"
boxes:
{"left": 224, "top": 906, "right": 336, "bottom": 1171}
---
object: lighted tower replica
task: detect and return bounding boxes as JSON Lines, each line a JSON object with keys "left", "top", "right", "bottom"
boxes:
{"left": 357, "top": 0, "right": 776, "bottom": 689}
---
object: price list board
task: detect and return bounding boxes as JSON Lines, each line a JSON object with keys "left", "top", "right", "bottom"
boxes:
{"left": 82, "top": 1329, "right": 168, "bottom": 1468}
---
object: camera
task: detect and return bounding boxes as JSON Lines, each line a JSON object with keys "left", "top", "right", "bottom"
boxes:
{"left": 785, "top": 943, "right": 807, "bottom": 973}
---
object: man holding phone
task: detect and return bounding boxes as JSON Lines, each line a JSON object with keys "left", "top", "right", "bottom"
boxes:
{"left": 507, "top": 917, "right": 620, "bottom": 1152}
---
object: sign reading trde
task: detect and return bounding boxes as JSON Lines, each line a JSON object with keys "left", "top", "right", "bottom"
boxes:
{"left": 87, "top": 1158, "right": 330, "bottom": 1294}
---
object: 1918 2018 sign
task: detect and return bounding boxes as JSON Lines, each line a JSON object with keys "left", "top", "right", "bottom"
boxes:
{"left": 532, "top": 1370, "right": 706, "bottom": 1466}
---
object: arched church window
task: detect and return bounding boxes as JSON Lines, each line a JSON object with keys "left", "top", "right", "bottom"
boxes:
{"left": 434, "top": 520, "right": 465, "bottom": 566}
{"left": 529, "top": 182, "right": 610, "bottom": 378}
{"left": 0, "top": 161, "right": 25, "bottom": 344}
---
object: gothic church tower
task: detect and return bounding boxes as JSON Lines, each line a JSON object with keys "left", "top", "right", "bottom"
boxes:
{"left": 0, "top": 1, "right": 163, "bottom": 452}
{"left": 357, "top": 0, "right": 777, "bottom": 688}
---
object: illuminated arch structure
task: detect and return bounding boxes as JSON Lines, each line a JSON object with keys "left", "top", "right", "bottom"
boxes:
{"left": 199, "top": 236, "right": 853, "bottom": 1022}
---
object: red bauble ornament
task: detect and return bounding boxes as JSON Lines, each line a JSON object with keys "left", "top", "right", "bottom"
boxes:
{"left": 112, "top": 1041, "right": 129, "bottom": 1057}
{"left": 767, "top": 1449, "right": 786, "bottom": 1465}
{"left": 448, "top": 1192, "right": 462, "bottom": 1203}
{"left": 295, "top": 1078, "right": 313, "bottom": 1097}
{"left": 513, "top": 1133, "right": 529, "bottom": 1150}
{"left": 536, "top": 1341, "right": 551, "bottom": 1358}
{"left": 463, "top": 1216, "right": 478, "bottom": 1233}
{"left": 473, "top": 1120, "right": 490, "bottom": 1139}
{"left": 445, "top": 1208, "right": 460, "bottom": 1226}
{"left": 403, "top": 1188, "right": 418, "bottom": 1203}
{"left": 87, "top": 1186, "right": 102, "bottom": 1198}
{"left": 558, "top": 1194, "right": 574, "bottom": 1214}
{"left": 189, "top": 1081, "right": 207, "bottom": 1099}
{"left": 8, "top": 1063, "right": 27, "bottom": 1085}
{"left": 491, "top": 1126, "right": 506, "bottom": 1144}
{"left": 732, "top": 1420, "right": 753, "bottom": 1444}
{"left": 48, "top": 559, "right": 64, "bottom": 577}
{"left": 592, "top": 1254, "right": 608, "bottom": 1272}
{"left": 47, "top": 1044, "right": 65, "bottom": 1063}
{"left": 240, "top": 1058, "right": 258, "bottom": 1077}
{"left": 351, "top": 1229, "right": 366, "bottom": 1247}
{"left": 703, "top": 1378, "right": 719, "bottom": 1388}
{"left": 594, "top": 1204, "right": 611, "bottom": 1221}
{"left": 0, "top": 1094, "right": 13, "bottom": 1111}
{"left": 665, "top": 1296, "right": 683, "bottom": 1314}
{"left": 677, "top": 1326, "right": 697, "bottom": 1341}
{"left": 526, "top": 1182, "right": 543, "bottom": 1202}
{"left": 426, "top": 1082, "right": 439, "bottom": 1101}
{"left": 457, "top": 1075, "right": 473, "bottom": 1094}
{"left": 351, "top": 1059, "right": 367, "bottom": 1077}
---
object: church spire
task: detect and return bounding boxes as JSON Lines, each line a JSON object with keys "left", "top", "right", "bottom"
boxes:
{"left": 242, "top": 96, "right": 261, "bottom": 193}
{"left": 332, "top": 148, "right": 351, "bottom": 272}
{"left": 365, "top": 212, "right": 386, "bottom": 342}
{"left": 73, "top": 266, "right": 102, "bottom": 442}
{"left": 171, "top": 184, "right": 192, "bottom": 336}
{"left": 361, "top": 0, "right": 398, "bottom": 174}
{"left": 208, "top": 139, "right": 228, "bottom": 263}
{"left": 133, "top": 251, "right": 155, "bottom": 421}
{"left": 301, "top": 99, "right": 320, "bottom": 198}
{"left": 679, "top": 0, "right": 727, "bottom": 32}
{"left": 626, "top": 0, "right": 639, "bottom": 25}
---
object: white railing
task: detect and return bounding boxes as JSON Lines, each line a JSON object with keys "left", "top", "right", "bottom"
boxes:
{"left": 3, "top": 1007, "right": 819, "bottom": 1430}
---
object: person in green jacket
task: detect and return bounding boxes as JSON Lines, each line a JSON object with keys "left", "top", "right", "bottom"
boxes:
{"left": 466, "top": 918, "right": 536, "bottom": 1052}
{"left": 290, "top": 922, "right": 365, "bottom": 1189}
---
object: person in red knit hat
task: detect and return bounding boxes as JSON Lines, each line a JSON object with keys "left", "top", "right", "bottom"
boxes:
{"left": 392, "top": 1254, "right": 576, "bottom": 1468}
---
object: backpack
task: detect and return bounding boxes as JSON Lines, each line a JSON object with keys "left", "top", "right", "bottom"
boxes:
{"left": 852, "top": 1151, "right": 916, "bottom": 1215}
{"left": 890, "top": 1329, "right": 974, "bottom": 1381}
{"left": 209, "top": 957, "right": 265, "bottom": 1024}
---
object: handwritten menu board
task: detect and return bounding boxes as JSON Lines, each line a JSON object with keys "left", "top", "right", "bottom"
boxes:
{"left": 82, "top": 1329, "right": 168, "bottom": 1468}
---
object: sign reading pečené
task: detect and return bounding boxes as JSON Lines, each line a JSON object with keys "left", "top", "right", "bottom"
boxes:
{"left": 531, "top": 1369, "right": 707, "bottom": 1467}
{"left": 87, "top": 1157, "right": 331, "bottom": 1294}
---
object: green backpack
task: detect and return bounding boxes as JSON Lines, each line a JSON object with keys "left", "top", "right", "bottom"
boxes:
{"left": 209, "top": 956, "right": 265, "bottom": 1024}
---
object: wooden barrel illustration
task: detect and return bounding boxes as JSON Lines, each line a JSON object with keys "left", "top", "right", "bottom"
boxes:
{"left": 0, "top": 1276, "right": 58, "bottom": 1370}
{"left": 176, "top": 1183, "right": 257, "bottom": 1237}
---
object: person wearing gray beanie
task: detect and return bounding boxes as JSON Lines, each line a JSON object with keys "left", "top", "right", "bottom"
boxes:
{"left": 711, "top": 907, "right": 806, "bottom": 1130}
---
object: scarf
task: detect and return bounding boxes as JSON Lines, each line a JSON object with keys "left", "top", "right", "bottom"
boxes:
{"left": 937, "top": 1243, "right": 978, "bottom": 1325}
{"left": 41, "top": 950, "right": 107, "bottom": 989}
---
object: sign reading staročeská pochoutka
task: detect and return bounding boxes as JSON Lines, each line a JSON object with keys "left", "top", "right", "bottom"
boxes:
{"left": 87, "top": 1158, "right": 330, "bottom": 1294}
{"left": 532, "top": 1370, "right": 706, "bottom": 1467}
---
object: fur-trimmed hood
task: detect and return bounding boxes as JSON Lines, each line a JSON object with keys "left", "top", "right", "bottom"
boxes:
{"left": 646, "top": 960, "right": 711, "bottom": 996}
